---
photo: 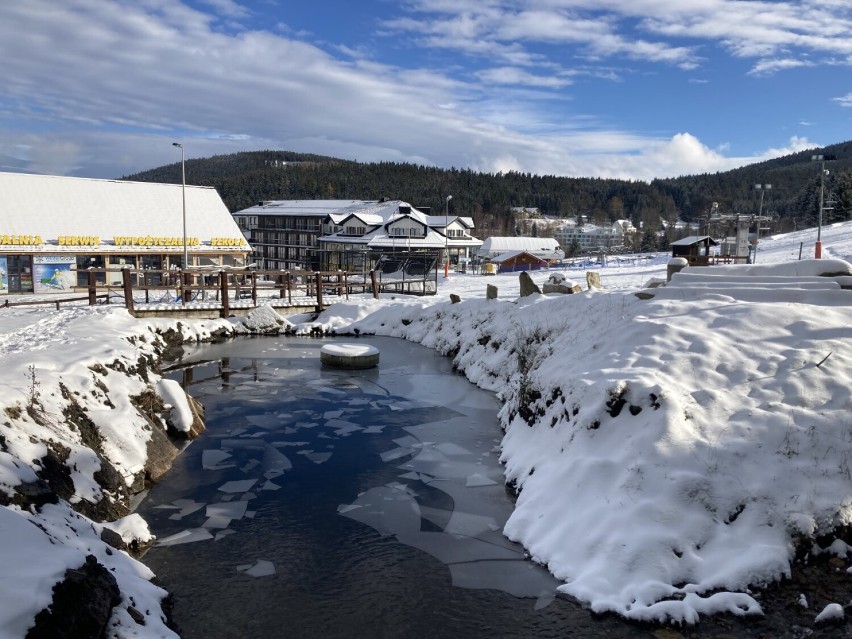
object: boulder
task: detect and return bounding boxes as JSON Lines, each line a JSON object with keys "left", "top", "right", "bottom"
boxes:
{"left": 486, "top": 284, "right": 498, "bottom": 300}
{"left": 586, "top": 271, "right": 602, "bottom": 290}
{"left": 28, "top": 555, "right": 121, "bottom": 639}
{"left": 519, "top": 272, "right": 541, "bottom": 297}
{"left": 542, "top": 283, "right": 582, "bottom": 294}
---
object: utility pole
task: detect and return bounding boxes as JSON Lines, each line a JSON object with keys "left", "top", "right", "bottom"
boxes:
{"left": 811, "top": 154, "right": 836, "bottom": 258}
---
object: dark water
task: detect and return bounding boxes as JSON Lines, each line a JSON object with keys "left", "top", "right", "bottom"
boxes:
{"left": 137, "top": 336, "right": 649, "bottom": 638}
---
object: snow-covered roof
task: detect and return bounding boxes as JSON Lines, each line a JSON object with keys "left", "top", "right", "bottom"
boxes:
{"left": 390, "top": 208, "right": 430, "bottom": 226}
{"left": 366, "top": 230, "right": 447, "bottom": 249}
{"left": 237, "top": 199, "right": 380, "bottom": 217}
{"left": 319, "top": 200, "right": 472, "bottom": 249}
{"left": 423, "top": 214, "right": 475, "bottom": 230}
{"left": 426, "top": 215, "right": 456, "bottom": 228}
{"left": 0, "top": 172, "right": 248, "bottom": 252}
{"left": 671, "top": 235, "right": 719, "bottom": 246}
{"left": 480, "top": 236, "right": 562, "bottom": 252}
{"left": 489, "top": 250, "right": 543, "bottom": 263}
{"left": 478, "top": 236, "right": 563, "bottom": 259}
{"left": 340, "top": 212, "right": 385, "bottom": 227}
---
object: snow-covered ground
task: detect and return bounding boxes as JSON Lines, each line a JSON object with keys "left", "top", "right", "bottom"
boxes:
{"left": 2, "top": 222, "right": 852, "bottom": 635}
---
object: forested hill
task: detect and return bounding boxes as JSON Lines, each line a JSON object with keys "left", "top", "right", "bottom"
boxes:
{"left": 124, "top": 142, "right": 852, "bottom": 236}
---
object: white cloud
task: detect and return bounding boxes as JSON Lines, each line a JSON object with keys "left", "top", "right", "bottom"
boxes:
{"left": 198, "top": 0, "right": 251, "bottom": 20}
{"left": 833, "top": 93, "right": 852, "bottom": 107}
{"left": 747, "top": 58, "right": 814, "bottom": 76}
{"left": 477, "top": 67, "right": 573, "bottom": 88}
{"left": 394, "top": 0, "right": 852, "bottom": 71}
{"left": 760, "top": 135, "right": 819, "bottom": 158}
{"left": 0, "top": 1, "right": 841, "bottom": 182}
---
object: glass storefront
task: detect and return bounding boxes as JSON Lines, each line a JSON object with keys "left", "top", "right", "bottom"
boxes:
{"left": 0, "top": 251, "right": 248, "bottom": 295}
{"left": 6, "top": 255, "right": 33, "bottom": 293}
{"left": 76, "top": 255, "right": 106, "bottom": 286}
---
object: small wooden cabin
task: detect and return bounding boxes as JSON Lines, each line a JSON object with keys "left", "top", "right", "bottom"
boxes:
{"left": 489, "top": 250, "right": 547, "bottom": 273}
{"left": 670, "top": 236, "right": 719, "bottom": 266}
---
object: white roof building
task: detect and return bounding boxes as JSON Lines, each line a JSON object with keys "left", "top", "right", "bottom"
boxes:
{"left": 0, "top": 172, "right": 248, "bottom": 256}
{"left": 0, "top": 172, "right": 249, "bottom": 293}
{"left": 319, "top": 201, "right": 482, "bottom": 271}
{"left": 233, "top": 197, "right": 482, "bottom": 272}
{"left": 477, "top": 236, "right": 564, "bottom": 261}
{"left": 322, "top": 201, "right": 480, "bottom": 250}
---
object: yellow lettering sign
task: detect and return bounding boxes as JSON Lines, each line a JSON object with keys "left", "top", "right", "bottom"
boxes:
{"left": 0, "top": 235, "right": 43, "bottom": 245}
{"left": 58, "top": 235, "right": 100, "bottom": 246}
{"left": 112, "top": 236, "right": 200, "bottom": 247}
{"left": 210, "top": 237, "right": 248, "bottom": 246}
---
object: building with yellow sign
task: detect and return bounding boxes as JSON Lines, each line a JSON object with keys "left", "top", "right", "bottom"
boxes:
{"left": 0, "top": 172, "right": 250, "bottom": 293}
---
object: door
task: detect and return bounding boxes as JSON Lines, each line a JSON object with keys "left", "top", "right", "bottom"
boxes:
{"left": 6, "top": 255, "right": 33, "bottom": 293}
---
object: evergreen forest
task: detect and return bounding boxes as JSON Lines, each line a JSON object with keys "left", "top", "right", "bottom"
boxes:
{"left": 125, "top": 141, "right": 852, "bottom": 248}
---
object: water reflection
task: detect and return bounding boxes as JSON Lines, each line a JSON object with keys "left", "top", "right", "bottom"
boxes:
{"left": 138, "top": 336, "right": 646, "bottom": 638}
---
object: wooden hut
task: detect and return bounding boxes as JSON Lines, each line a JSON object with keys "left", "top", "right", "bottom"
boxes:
{"left": 670, "top": 236, "right": 719, "bottom": 266}
{"left": 489, "top": 250, "right": 547, "bottom": 273}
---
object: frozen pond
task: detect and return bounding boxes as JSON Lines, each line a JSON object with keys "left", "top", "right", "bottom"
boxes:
{"left": 137, "top": 336, "right": 640, "bottom": 637}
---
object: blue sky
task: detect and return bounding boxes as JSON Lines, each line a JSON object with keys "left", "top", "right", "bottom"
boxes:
{"left": 0, "top": 0, "right": 850, "bottom": 180}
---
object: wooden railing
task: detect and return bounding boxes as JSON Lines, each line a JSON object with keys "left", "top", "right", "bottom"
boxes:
{"left": 114, "top": 268, "right": 376, "bottom": 316}
{"left": 2, "top": 266, "right": 437, "bottom": 315}
{"left": 683, "top": 255, "right": 749, "bottom": 266}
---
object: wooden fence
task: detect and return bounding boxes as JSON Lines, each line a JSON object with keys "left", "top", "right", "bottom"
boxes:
{"left": 2, "top": 267, "right": 436, "bottom": 316}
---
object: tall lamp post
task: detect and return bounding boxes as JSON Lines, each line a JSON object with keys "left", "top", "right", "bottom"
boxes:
{"left": 444, "top": 194, "right": 452, "bottom": 278}
{"left": 172, "top": 143, "right": 188, "bottom": 272}
{"left": 811, "top": 154, "right": 836, "bottom": 259}
{"left": 753, "top": 183, "right": 771, "bottom": 263}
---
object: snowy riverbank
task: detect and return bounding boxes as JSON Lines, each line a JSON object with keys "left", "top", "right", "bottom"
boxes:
{"left": 3, "top": 222, "right": 852, "bottom": 635}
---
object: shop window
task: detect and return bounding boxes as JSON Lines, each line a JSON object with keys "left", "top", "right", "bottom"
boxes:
{"left": 77, "top": 256, "right": 105, "bottom": 286}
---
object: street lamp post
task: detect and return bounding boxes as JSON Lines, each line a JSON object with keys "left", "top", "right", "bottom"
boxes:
{"left": 811, "top": 154, "right": 836, "bottom": 259}
{"left": 172, "top": 142, "right": 188, "bottom": 272}
{"left": 444, "top": 194, "right": 452, "bottom": 278}
{"left": 753, "top": 183, "right": 771, "bottom": 263}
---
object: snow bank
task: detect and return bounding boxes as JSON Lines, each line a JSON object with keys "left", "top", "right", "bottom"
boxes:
{"left": 155, "top": 378, "right": 195, "bottom": 433}
{"left": 0, "top": 502, "right": 174, "bottom": 638}
{"left": 333, "top": 263, "right": 852, "bottom": 623}
{"left": 0, "top": 306, "right": 247, "bottom": 635}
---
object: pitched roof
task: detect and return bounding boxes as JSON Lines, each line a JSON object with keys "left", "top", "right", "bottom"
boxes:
{"left": 671, "top": 235, "right": 719, "bottom": 246}
{"left": 480, "top": 236, "right": 562, "bottom": 252}
{"left": 489, "top": 250, "right": 543, "bottom": 263}
{"left": 0, "top": 172, "right": 246, "bottom": 250}
{"left": 237, "top": 199, "right": 380, "bottom": 217}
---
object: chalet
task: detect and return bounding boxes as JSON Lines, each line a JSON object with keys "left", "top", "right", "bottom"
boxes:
{"left": 233, "top": 199, "right": 376, "bottom": 271}
{"left": 321, "top": 201, "right": 481, "bottom": 270}
{"left": 234, "top": 199, "right": 481, "bottom": 273}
